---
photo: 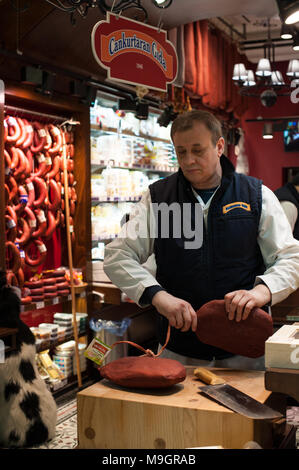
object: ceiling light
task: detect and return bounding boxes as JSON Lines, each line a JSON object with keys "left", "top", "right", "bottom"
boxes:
{"left": 280, "top": 24, "right": 294, "bottom": 39}
{"left": 263, "top": 123, "right": 274, "bottom": 139}
{"left": 293, "top": 31, "right": 299, "bottom": 50}
{"left": 271, "top": 70, "right": 285, "bottom": 85}
{"left": 256, "top": 58, "right": 272, "bottom": 77}
{"left": 243, "top": 70, "right": 256, "bottom": 86}
{"left": 260, "top": 89, "right": 277, "bottom": 107}
{"left": 152, "top": 0, "right": 173, "bottom": 8}
{"left": 284, "top": 1, "right": 299, "bottom": 24}
{"left": 232, "top": 63, "right": 247, "bottom": 81}
{"left": 286, "top": 59, "right": 299, "bottom": 77}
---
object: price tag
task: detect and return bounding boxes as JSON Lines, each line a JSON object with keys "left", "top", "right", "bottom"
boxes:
{"left": 36, "top": 301, "right": 45, "bottom": 309}
{"left": 37, "top": 211, "right": 46, "bottom": 223}
{"left": 80, "top": 291, "right": 86, "bottom": 298}
{"left": 37, "top": 154, "right": 46, "bottom": 163}
{"left": 38, "top": 129, "right": 47, "bottom": 138}
{"left": 37, "top": 243, "right": 47, "bottom": 253}
{"left": 53, "top": 297, "right": 59, "bottom": 305}
{"left": 27, "top": 182, "right": 34, "bottom": 191}
{"left": 29, "top": 219, "right": 37, "bottom": 228}
{"left": 68, "top": 294, "right": 72, "bottom": 301}
{"left": 52, "top": 127, "right": 60, "bottom": 136}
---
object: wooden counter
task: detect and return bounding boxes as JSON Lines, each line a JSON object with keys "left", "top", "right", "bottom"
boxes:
{"left": 77, "top": 367, "right": 277, "bottom": 449}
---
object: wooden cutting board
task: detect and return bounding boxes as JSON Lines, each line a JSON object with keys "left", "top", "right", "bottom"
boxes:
{"left": 77, "top": 367, "right": 275, "bottom": 449}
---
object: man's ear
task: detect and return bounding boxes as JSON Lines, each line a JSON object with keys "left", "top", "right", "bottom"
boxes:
{"left": 216, "top": 137, "right": 225, "bottom": 157}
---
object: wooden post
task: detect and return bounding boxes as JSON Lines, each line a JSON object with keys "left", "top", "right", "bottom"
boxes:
{"left": 61, "top": 128, "right": 82, "bottom": 388}
{"left": 0, "top": 81, "right": 6, "bottom": 272}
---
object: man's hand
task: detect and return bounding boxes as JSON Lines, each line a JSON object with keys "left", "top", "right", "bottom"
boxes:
{"left": 152, "top": 291, "right": 197, "bottom": 332}
{"left": 224, "top": 284, "right": 271, "bottom": 322}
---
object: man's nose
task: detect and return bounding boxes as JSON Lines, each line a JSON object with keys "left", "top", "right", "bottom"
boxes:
{"left": 184, "top": 151, "right": 196, "bottom": 166}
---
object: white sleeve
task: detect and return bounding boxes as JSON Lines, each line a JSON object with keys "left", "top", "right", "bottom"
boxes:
{"left": 103, "top": 189, "right": 160, "bottom": 306}
{"left": 280, "top": 200, "right": 298, "bottom": 232}
{"left": 255, "top": 185, "right": 299, "bottom": 305}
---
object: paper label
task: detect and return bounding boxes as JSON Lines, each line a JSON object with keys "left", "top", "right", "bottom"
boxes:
{"left": 38, "top": 243, "right": 47, "bottom": 253}
{"left": 37, "top": 154, "right": 46, "bottom": 163}
{"left": 53, "top": 297, "right": 59, "bottom": 305}
{"left": 38, "top": 128, "right": 47, "bottom": 138}
{"left": 37, "top": 211, "right": 46, "bottom": 223}
{"left": 20, "top": 250, "right": 25, "bottom": 258}
{"left": 36, "top": 301, "right": 45, "bottom": 309}
{"left": 52, "top": 127, "right": 60, "bottom": 136}
{"left": 70, "top": 225, "right": 74, "bottom": 233}
{"left": 29, "top": 219, "right": 37, "bottom": 228}
{"left": 84, "top": 337, "right": 112, "bottom": 365}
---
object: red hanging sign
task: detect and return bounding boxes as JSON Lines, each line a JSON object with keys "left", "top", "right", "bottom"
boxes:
{"left": 91, "top": 12, "right": 178, "bottom": 92}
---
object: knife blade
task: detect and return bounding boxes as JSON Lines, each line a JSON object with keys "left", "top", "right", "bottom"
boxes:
{"left": 194, "top": 367, "right": 283, "bottom": 420}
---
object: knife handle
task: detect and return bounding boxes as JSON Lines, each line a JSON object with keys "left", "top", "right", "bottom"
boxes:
{"left": 194, "top": 367, "right": 226, "bottom": 385}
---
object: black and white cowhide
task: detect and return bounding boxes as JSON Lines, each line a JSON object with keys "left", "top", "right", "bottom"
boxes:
{"left": 0, "top": 272, "right": 57, "bottom": 447}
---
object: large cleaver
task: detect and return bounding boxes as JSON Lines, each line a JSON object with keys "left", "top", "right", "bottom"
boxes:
{"left": 194, "top": 368, "right": 283, "bottom": 420}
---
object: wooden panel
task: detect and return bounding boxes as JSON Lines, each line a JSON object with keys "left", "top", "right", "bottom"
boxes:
{"left": 265, "top": 368, "right": 299, "bottom": 403}
{"left": 77, "top": 367, "right": 274, "bottom": 449}
{"left": 73, "top": 107, "right": 91, "bottom": 270}
{"left": 272, "top": 289, "right": 299, "bottom": 324}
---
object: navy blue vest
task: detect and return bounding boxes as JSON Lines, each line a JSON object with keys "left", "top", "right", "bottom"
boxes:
{"left": 149, "top": 155, "right": 265, "bottom": 360}
{"left": 274, "top": 183, "right": 299, "bottom": 240}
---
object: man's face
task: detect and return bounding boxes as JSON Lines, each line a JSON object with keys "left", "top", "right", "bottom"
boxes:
{"left": 172, "top": 122, "right": 225, "bottom": 189}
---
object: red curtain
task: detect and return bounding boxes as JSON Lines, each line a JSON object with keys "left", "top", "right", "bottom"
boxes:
{"left": 184, "top": 20, "right": 251, "bottom": 119}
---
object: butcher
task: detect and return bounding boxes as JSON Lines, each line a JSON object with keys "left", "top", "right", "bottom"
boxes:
{"left": 103, "top": 110, "right": 299, "bottom": 369}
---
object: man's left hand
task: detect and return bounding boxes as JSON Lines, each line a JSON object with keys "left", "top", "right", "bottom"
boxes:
{"left": 224, "top": 284, "right": 271, "bottom": 322}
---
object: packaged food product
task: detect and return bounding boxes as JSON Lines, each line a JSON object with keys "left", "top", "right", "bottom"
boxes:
{"left": 38, "top": 350, "right": 65, "bottom": 380}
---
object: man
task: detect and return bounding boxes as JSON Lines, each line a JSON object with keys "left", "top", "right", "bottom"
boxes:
{"left": 104, "top": 110, "right": 299, "bottom": 368}
{"left": 275, "top": 173, "right": 299, "bottom": 240}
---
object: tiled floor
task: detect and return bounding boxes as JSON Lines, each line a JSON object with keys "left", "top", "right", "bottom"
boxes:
{"left": 37, "top": 398, "right": 78, "bottom": 449}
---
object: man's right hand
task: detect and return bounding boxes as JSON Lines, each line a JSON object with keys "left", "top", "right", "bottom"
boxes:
{"left": 151, "top": 290, "right": 197, "bottom": 332}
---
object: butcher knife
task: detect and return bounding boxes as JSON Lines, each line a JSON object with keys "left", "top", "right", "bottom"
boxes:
{"left": 194, "top": 368, "right": 283, "bottom": 420}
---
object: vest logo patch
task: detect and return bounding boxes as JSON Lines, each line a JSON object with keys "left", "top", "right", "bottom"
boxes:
{"left": 222, "top": 202, "right": 251, "bottom": 214}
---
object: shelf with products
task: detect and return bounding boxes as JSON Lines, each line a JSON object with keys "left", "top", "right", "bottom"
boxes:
{"left": 91, "top": 123, "right": 173, "bottom": 145}
{"left": 90, "top": 93, "right": 177, "bottom": 262}
{"left": 32, "top": 312, "right": 89, "bottom": 392}
{"left": 20, "top": 282, "right": 88, "bottom": 312}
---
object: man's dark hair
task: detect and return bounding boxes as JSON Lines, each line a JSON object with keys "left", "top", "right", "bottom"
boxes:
{"left": 170, "top": 110, "right": 223, "bottom": 146}
{"left": 291, "top": 172, "right": 299, "bottom": 186}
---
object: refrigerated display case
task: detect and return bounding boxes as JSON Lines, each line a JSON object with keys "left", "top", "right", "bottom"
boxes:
{"left": 90, "top": 93, "right": 178, "bottom": 262}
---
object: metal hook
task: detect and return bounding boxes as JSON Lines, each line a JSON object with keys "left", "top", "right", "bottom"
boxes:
{"left": 157, "top": 10, "right": 164, "bottom": 32}
{"left": 111, "top": 0, "right": 116, "bottom": 13}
